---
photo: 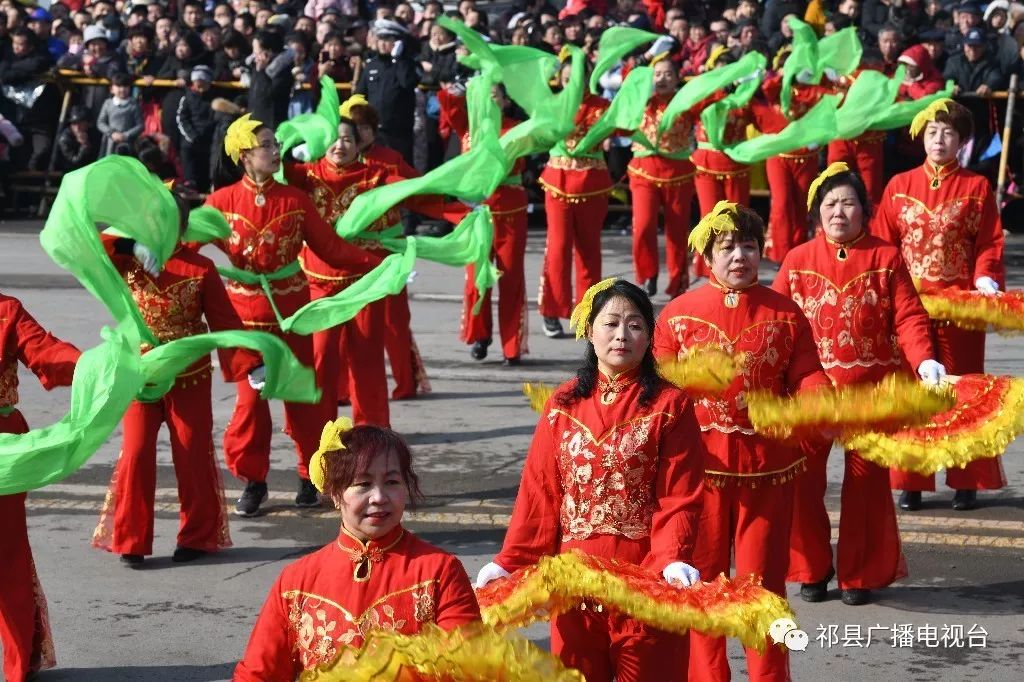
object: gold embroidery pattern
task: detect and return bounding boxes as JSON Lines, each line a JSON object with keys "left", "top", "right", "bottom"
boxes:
{"left": 283, "top": 581, "right": 437, "bottom": 669}
{"left": 223, "top": 210, "right": 306, "bottom": 272}
{"left": 546, "top": 155, "right": 609, "bottom": 172}
{"left": 0, "top": 362, "right": 18, "bottom": 408}
{"left": 890, "top": 193, "right": 986, "bottom": 285}
{"left": 666, "top": 316, "right": 798, "bottom": 435}
{"left": 786, "top": 269, "right": 902, "bottom": 374}
{"left": 124, "top": 271, "right": 207, "bottom": 345}
{"left": 632, "top": 103, "right": 694, "bottom": 156}
{"left": 549, "top": 409, "right": 674, "bottom": 542}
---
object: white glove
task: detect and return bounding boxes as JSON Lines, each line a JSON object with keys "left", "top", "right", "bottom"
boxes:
{"left": 133, "top": 242, "right": 160, "bottom": 276}
{"left": 475, "top": 561, "right": 510, "bottom": 588}
{"left": 975, "top": 276, "right": 1000, "bottom": 296}
{"left": 917, "top": 359, "right": 947, "bottom": 386}
{"left": 391, "top": 40, "right": 404, "bottom": 58}
{"left": 735, "top": 67, "right": 765, "bottom": 85}
{"left": 663, "top": 561, "right": 701, "bottom": 587}
{"left": 247, "top": 365, "right": 266, "bottom": 391}
{"left": 824, "top": 67, "right": 840, "bottom": 82}
{"left": 645, "top": 35, "right": 675, "bottom": 59}
{"left": 292, "top": 143, "right": 310, "bottom": 162}
{"left": 795, "top": 68, "right": 816, "bottom": 84}
{"left": 406, "top": 269, "right": 418, "bottom": 285}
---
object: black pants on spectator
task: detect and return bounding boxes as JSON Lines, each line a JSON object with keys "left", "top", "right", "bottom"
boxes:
{"left": 180, "top": 139, "right": 212, "bottom": 193}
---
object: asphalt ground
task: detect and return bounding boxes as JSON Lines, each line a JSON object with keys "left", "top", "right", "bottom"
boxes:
{"left": 1, "top": 219, "right": 1021, "bottom": 681}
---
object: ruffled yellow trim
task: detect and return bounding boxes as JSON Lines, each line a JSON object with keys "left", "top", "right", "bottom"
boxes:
{"left": 569, "top": 277, "right": 617, "bottom": 340}
{"left": 706, "top": 44, "right": 729, "bottom": 70}
{"left": 688, "top": 200, "right": 738, "bottom": 254}
{"left": 478, "top": 551, "right": 793, "bottom": 653}
{"left": 224, "top": 113, "right": 262, "bottom": 164}
{"left": 909, "top": 98, "right": 952, "bottom": 139}
{"left": 300, "top": 622, "right": 583, "bottom": 681}
{"left": 523, "top": 382, "right": 555, "bottom": 413}
{"left": 309, "top": 417, "right": 354, "bottom": 493}
{"left": 747, "top": 374, "right": 955, "bottom": 440}
{"left": 656, "top": 346, "right": 740, "bottom": 395}
{"left": 920, "top": 291, "right": 1024, "bottom": 334}
{"left": 844, "top": 374, "right": 1024, "bottom": 474}
{"left": 806, "top": 161, "right": 849, "bottom": 211}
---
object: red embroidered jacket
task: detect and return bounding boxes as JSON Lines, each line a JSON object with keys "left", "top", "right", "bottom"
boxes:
{"left": 204, "top": 176, "right": 380, "bottom": 328}
{"left": 692, "top": 91, "right": 752, "bottom": 174}
{"left": 234, "top": 526, "right": 479, "bottom": 679}
{"left": 653, "top": 283, "right": 830, "bottom": 485}
{"left": 495, "top": 370, "right": 705, "bottom": 574}
{"left": 750, "top": 74, "right": 834, "bottom": 156}
{"left": 103, "top": 237, "right": 261, "bottom": 381}
{"left": 773, "top": 232, "right": 935, "bottom": 387}
{"left": 539, "top": 93, "right": 614, "bottom": 198}
{"left": 871, "top": 161, "right": 1005, "bottom": 293}
{"left": 0, "top": 292, "right": 80, "bottom": 425}
{"left": 627, "top": 92, "right": 698, "bottom": 185}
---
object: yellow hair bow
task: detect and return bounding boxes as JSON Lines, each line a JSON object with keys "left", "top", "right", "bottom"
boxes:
{"left": 224, "top": 113, "right": 263, "bottom": 165}
{"left": 909, "top": 97, "right": 952, "bottom": 139}
{"left": 309, "top": 417, "right": 354, "bottom": 493}
{"left": 806, "top": 161, "right": 850, "bottom": 211}
{"left": 705, "top": 45, "right": 729, "bottom": 71}
{"left": 650, "top": 51, "right": 671, "bottom": 67}
{"left": 340, "top": 94, "right": 369, "bottom": 119}
{"left": 688, "top": 200, "right": 739, "bottom": 254}
{"left": 570, "top": 277, "right": 617, "bottom": 340}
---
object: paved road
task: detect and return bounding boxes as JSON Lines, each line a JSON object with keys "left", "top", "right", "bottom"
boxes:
{"left": 2, "top": 220, "right": 1021, "bottom": 681}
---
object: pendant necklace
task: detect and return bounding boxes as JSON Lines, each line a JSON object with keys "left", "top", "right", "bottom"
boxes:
{"left": 825, "top": 231, "right": 865, "bottom": 261}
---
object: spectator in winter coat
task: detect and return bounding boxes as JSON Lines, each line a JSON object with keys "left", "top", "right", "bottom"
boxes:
{"left": 944, "top": 27, "right": 1005, "bottom": 95}
{"left": 0, "top": 28, "right": 59, "bottom": 170}
{"left": 247, "top": 29, "right": 294, "bottom": 129}
{"left": 96, "top": 71, "right": 144, "bottom": 156}
{"left": 58, "top": 24, "right": 124, "bottom": 76}
{"left": 355, "top": 19, "right": 419, "bottom": 163}
{"left": 55, "top": 104, "right": 100, "bottom": 170}
{"left": 176, "top": 65, "right": 216, "bottom": 191}
{"left": 897, "top": 44, "right": 946, "bottom": 99}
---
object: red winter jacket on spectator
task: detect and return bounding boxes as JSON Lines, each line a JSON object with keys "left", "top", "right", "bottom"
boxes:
{"left": 560, "top": 0, "right": 608, "bottom": 19}
{"left": 897, "top": 45, "right": 945, "bottom": 99}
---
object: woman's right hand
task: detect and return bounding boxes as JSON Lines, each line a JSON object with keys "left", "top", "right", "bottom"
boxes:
{"left": 475, "top": 562, "right": 510, "bottom": 588}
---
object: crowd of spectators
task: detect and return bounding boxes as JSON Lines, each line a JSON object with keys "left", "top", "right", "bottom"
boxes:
{"left": 1, "top": 0, "right": 1022, "bottom": 196}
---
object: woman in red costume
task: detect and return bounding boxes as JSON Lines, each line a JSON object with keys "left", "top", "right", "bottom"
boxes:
{"left": 92, "top": 193, "right": 263, "bottom": 566}
{"left": 439, "top": 82, "right": 528, "bottom": 365}
{"left": 287, "top": 118, "right": 462, "bottom": 428}
{"left": 347, "top": 97, "right": 434, "bottom": 401}
{"left": 0, "top": 293, "right": 80, "bottom": 682}
{"left": 204, "top": 114, "right": 381, "bottom": 517}
{"left": 653, "top": 203, "right": 830, "bottom": 682}
{"left": 235, "top": 422, "right": 480, "bottom": 679}
{"left": 752, "top": 49, "right": 832, "bottom": 263}
{"left": 628, "top": 56, "right": 698, "bottom": 298}
{"left": 537, "top": 59, "right": 612, "bottom": 339}
{"left": 873, "top": 99, "right": 1007, "bottom": 512}
{"left": 692, "top": 48, "right": 753, "bottom": 280}
{"left": 774, "top": 163, "right": 943, "bottom": 606}
{"left": 825, "top": 71, "right": 888, "bottom": 205}
{"left": 477, "top": 279, "right": 706, "bottom": 682}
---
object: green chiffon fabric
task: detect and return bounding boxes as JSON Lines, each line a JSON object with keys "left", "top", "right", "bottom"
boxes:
{"left": 275, "top": 75, "right": 340, "bottom": 176}
{"left": 571, "top": 66, "right": 654, "bottom": 156}
{"left": 589, "top": 27, "right": 660, "bottom": 94}
{"left": 719, "top": 95, "right": 841, "bottom": 164}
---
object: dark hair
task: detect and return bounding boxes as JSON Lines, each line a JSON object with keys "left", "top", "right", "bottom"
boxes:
{"left": 808, "top": 168, "right": 872, "bottom": 228}
{"left": 126, "top": 25, "right": 154, "bottom": 42}
{"left": 110, "top": 71, "right": 133, "bottom": 87}
{"left": 557, "top": 280, "right": 662, "bottom": 408}
{"left": 320, "top": 426, "right": 424, "bottom": 507}
{"left": 931, "top": 99, "right": 974, "bottom": 141}
{"left": 253, "top": 28, "right": 283, "bottom": 53}
{"left": 222, "top": 28, "right": 248, "bottom": 51}
{"left": 235, "top": 13, "right": 256, "bottom": 31}
{"left": 700, "top": 205, "right": 765, "bottom": 259}
{"left": 338, "top": 116, "right": 362, "bottom": 145}
{"left": 322, "top": 30, "right": 345, "bottom": 45}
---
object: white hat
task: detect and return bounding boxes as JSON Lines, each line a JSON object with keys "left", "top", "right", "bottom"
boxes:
{"left": 83, "top": 25, "right": 110, "bottom": 45}
{"left": 984, "top": 0, "right": 1010, "bottom": 21}
{"left": 373, "top": 19, "right": 410, "bottom": 39}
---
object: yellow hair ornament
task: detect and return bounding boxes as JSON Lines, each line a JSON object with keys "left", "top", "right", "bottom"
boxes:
{"left": 339, "top": 93, "right": 369, "bottom": 119}
{"left": 806, "top": 161, "right": 850, "bottom": 211}
{"left": 688, "top": 200, "right": 739, "bottom": 254}
{"left": 909, "top": 97, "right": 952, "bottom": 139}
{"left": 224, "top": 113, "right": 262, "bottom": 165}
{"left": 705, "top": 44, "right": 729, "bottom": 71}
{"left": 523, "top": 382, "right": 556, "bottom": 413}
{"left": 650, "top": 51, "right": 671, "bottom": 67}
{"left": 570, "top": 277, "right": 617, "bottom": 340}
{"left": 558, "top": 44, "right": 573, "bottom": 63}
{"left": 772, "top": 45, "right": 792, "bottom": 72}
{"left": 309, "top": 417, "right": 354, "bottom": 493}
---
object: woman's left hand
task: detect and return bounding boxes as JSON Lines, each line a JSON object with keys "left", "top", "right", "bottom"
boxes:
{"left": 663, "top": 561, "right": 700, "bottom": 587}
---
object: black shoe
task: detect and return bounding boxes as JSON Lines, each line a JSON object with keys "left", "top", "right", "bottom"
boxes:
{"left": 120, "top": 554, "right": 144, "bottom": 568}
{"left": 172, "top": 546, "right": 208, "bottom": 563}
{"left": 235, "top": 481, "right": 268, "bottom": 517}
{"left": 645, "top": 277, "right": 658, "bottom": 297}
{"left": 542, "top": 317, "right": 565, "bottom": 338}
{"left": 470, "top": 339, "right": 491, "bottom": 361}
{"left": 799, "top": 567, "right": 835, "bottom": 603}
{"left": 295, "top": 478, "right": 321, "bottom": 508}
{"left": 898, "top": 490, "right": 922, "bottom": 511}
{"left": 841, "top": 588, "right": 871, "bottom": 606}
{"left": 503, "top": 356, "right": 521, "bottom": 367}
{"left": 952, "top": 489, "right": 977, "bottom": 511}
